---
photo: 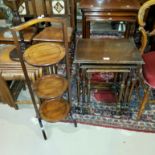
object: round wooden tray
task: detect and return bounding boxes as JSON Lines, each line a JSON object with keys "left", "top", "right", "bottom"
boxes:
{"left": 39, "top": 98, "right": 70, "bottom": 122}
{"left": 24, "top": 42, "right": 65, "bottom": 66}
{"left": 33, "top": 74, "right": 68, "bottom": 99}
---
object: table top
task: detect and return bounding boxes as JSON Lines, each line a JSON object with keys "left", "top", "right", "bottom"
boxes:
{"left": 79, "top": 0, "right": 140, "bottom": 11}
{"left": 0, "top": 45, "right": 19, "bottom": 64}
{"left": 74, "top": 38, "right": 143, "bottom": 65}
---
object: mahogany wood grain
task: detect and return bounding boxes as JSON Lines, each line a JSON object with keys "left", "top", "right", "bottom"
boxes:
{"left": 39, "top": 98, "right": 70, "bottom": 122}
{"left": 24, "top": 42, "right": 65, "bottom": 66}
{"left": 79, "top": 0, "right": 140, "bottom": 38}
{"left": 80, "top": 0, "right": 140, "bottom": 11}
{"left": 33, "top": 75, "right": 68, "bottom": 99}
{"left": 75, "top": 38, "right": 143, "bottom": 65}
{"left": 33, "top": 27, "right": 73, "bottom": 43}
{"left": 74, "top": 38, "right": 143, "bottom": 105}
{"left": 31, "top": 0, "right": 75, "bottom": 43}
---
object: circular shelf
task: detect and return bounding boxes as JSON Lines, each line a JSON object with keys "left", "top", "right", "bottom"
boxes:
{"left": 24, "top": 42, "right": 65, "bottom": 66}
{"left": 39, "top": 98, "right": 70, "bottom": 122}
{"left": 33, "top": 74, "right": 68, "bottom": 99}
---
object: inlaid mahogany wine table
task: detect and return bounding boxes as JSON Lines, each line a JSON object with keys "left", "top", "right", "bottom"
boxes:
{"left": 74, "top": 38, "right": 143, "bottom": 107}
{"left": 79, "top": 0, "right": 140, "bottom": 38}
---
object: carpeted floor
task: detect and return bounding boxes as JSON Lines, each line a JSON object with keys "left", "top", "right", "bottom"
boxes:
{"left": 66, "top": 74, "right": 155, "bottom": 133}
{"left": 66, "top": 30, "right": 155, "bottom": 133}
{"left": 15, "top": 32, "right": 155, "bottom": 133}
{"left": 3, "top": 28, "right": 154, "bottom": 134}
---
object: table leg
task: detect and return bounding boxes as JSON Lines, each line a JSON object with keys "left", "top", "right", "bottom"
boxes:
{"left": 128, "top": 77, "right": 136, "bottom": 103}
{"left": 87, "top": 71, "right": 91, "bottom": 104}
{"left": 124, "top": 73, "right": 130, "bottom": 103}
{"left": 82, "top": 68, "right": 86, "bottom": 103}
{"left": 82, "top": 12, "right": 86, "bottom": 38}
{"left": 76, "top": 64, "right": 80, "bottom": 104}
{"left": 130, "top": 22, "right": 136, "bottom": 37}
{"left": 117, "top": 72, "right": 128, "bottom": 110}
{"left": 127, "top": 70, "right": 137, "bottom": 103}
{"left": 125, "top": 23, "right": 131, "bottom": 38}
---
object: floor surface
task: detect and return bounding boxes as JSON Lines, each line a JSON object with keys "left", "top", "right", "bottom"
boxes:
{"left": 0, "top": 103, "right": 155, "bottom": 155}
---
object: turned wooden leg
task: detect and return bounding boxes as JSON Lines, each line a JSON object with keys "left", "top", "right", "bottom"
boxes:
{"left": 87, "top": 72, "right": 91, "bottom": 104}
{"left": 86, "top": 21, "right": 90, "bottom": 38}
{"left": 117, "top": 72, "right": 127, "bottom": 110}
{"left": 76, "top": 64, "right": 80, "bottom": 104}
{"left": 82, "top": 68, "right": 86, "bottom": 103}
{"left": 128, "top": 79, "right": 136, "bottom": 103}
{"left": 124, "top": 75, "right": 130, "bottom": 103}
{"left": 127, "top": 72, "right": 136, "bottom": 103}
{"left": 82, "top": 12, "right": 86, "bottom": 38}
{"left": 137, "top": 86, "right": 151, "bottom": 120}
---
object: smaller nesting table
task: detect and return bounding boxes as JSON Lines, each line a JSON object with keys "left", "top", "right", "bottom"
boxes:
{"left": 79, "top": 0, "right": 140, "bottom": 38}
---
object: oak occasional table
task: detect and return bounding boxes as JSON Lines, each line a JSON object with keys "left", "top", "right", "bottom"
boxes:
{"left": 74, "top": 38, "right": 143, "bottom": 107}
{"left": 79, "top": 0, "right": 140, "bottom": 38}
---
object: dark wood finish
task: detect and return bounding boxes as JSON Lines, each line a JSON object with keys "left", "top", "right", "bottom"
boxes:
{"left": 33, "top": 27, "right": 73, "bottom": 43}
{"left": 0, "top": 74, "right": 16, "bottom": 108}
{"left": 11, "top": 17, "right": 75, "bottom": 139}
{"left": 39, "top": 98, "right": 70, "bottom": 122}
{"left": 86, "top": 68, "right": 130, "bottom": 105}
{"left": 32, "top": 0, "right": 76, "bottom": 43}
{"left": 3, "top": 0, "right": 24, "bottom": 10}
{"left": 4, "top": 0, "right": 37, "bottom": 20}
{"left": 24, "top": 42, "right": 65, "bottom": 66}
{"left": 75, "top": 38, "right": 143, "bottom": 65}
{"left": 33, "top": 75, "right": 68, "bottom": 99}
{"left": 80, "top": 0, "right": 140, "bottom": 10}
{"left": 74, "top": 38, "right": 143, "bottom": 105}
{"left": 79, "top": 0, "right": 140, "bottom": 38}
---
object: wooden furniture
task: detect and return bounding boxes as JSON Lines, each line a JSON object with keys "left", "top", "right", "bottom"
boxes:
{"left": 0, "top": 0, "right": 36, "bottom": 45}
{"left": 32, "top": 0, "right": 76, "bottom": 43}
{"left": 74, "top": 38, "right": 143, "bottom": 107}
{"left": 136, "top": 0, "right": 155, "bottom": 120}
{"left": 0, "top": 45, "right": 42, "bottom": 108}
{"left": 11, "top": 17, "right": 76, "bottom": 140}
{"left": 0, "top": 74, "right": 15, "bottom": 108}
{"left": 79, "top": 0, "right": 140, "bottom": 38}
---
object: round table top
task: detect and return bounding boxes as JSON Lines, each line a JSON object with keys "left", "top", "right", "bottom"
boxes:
{"left": 24, "top": 42, "right": 65, "bottom": 66}
{"left": 33, "top": 74, "right": 68, "bottom": 99}
{"left": 39, "top": 98, "right": 70, "bottom": 122}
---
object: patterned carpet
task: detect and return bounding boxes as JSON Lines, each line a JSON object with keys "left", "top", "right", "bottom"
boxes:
{"left": 7, "top": 30, "right": 155, "bottom": 133}
{"left": 67, "top": 30, "right": 155, "bottom": 133}
{"left": 18, "top": 63, "right": 155, "bottom": 133}
{"left": 67, "top": 72, "right": 155, "bottom": 133}
{"left": 67, "top": 32, "right": 155, "bottom": 133}
{"left": 15, "top": 48, "right": 155, "bottom": 133}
